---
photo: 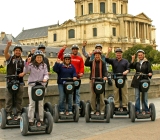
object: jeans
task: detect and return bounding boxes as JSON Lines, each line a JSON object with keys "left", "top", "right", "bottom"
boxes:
{"left": 58, "top": 84, "right": 73, "bottom": 112}
{"left": 75, "top": 88, "right": 80, "bottom": 107}
{"left": 135, "top": 88, "right": 149, "bottom": 112}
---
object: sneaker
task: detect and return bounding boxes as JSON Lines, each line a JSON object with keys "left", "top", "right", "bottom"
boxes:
{"left": 7, "top": 113, "right": 12, "bottom": 120}
{"left": 29, "top": 122, "right": 34, "bottom": 126}
{"left": 66, "top": 112, "right": 69, "bottom": 116}
{"left": 59, "top": 112, "right": 64, "bottom": 115}
{"left": 142, "top": 111, "right": 145, "bottom": 115}
{"left": 69, "top": 112, "right": 73, "bottom": 115}
{"left": 96, "top": 112, "right": 100, "bottom": 116}
{"left": 17, "top": 113, "right": 21, "bottom": 119}
{"left": 146, "top": 111, "right": 150, "bottom": 114}
{"left": 101, "top": 111, "right": 104, "bottom": 115}
{"left": 90, "top": 111, "right": 95, "bottom": 115}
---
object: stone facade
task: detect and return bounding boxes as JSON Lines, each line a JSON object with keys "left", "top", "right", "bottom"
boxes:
{"left": 15, "top": 0, "right": 156, "bottom": 53}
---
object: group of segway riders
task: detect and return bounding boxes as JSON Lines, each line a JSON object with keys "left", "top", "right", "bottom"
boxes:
{"left": 0, "top": 40, "right": 156, "bottom": 136}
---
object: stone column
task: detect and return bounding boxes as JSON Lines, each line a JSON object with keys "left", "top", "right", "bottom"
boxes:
{"left": 134, "top": 21, "right": 136, "bottom": 38}
{"left": 125, "top": 21, "right": 128, "bottom": 37}
{"left": 107, "top": 0, "right": 112, "bottom": 13}
{"left": 130, "top": 21, "right": 132, "bottom": 38}
{"left": 84, "top": 1, "right": 88, "bottom": 15}
{"left": 146, "top": 24, "right": 148, "bottom": 39}
{"left": 93, "top": 0, "right": 98, "bottom": 13}
{"left": 144, "top": 23, "right": 146, "bottom": 40}
{"left": 75, "top": 1, "right": 78, "bottom": 17}
{"left": 137, "top": 22, "right": 139, "bottom": 38}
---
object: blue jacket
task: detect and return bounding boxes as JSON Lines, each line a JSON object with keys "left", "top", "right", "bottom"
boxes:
{"left": 53, "top": 62, "right": 77, "bottom": 84}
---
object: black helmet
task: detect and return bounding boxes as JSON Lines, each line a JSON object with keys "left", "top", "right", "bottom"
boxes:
{"left": 136, "top": 49, "right": 145, "bottom": 54}
{"left": 34, "top": 50, "right": 44, "bottom": 57}
{"left": 115, "top": 48, "right": 123, "bottom": 53}
{"left": 13, "top": 45, "right": 23, "bottom": 52}
{"left": 95, "top": 44, "right": 102, "bottom": 49}
{"left": 38, "top": 44, "right": 46, "bottom": 50}
{"left": 71, "top": 44, "right": 79, "bottom": 50}
{"left": 63, "top": 53, "right": 71, "bottom": 59}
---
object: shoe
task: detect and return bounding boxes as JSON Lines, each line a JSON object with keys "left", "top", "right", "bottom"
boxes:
{"left": 69, "top": 111, "right": 73, "bottom": 115}
{"left": 123, "top": 107, "right": 127, "bottom": 111}
{"left": 96, "top": 112, "right": 100, "bottom": 116}
{"left": 59, "top": 112, "right": 64, "bottom": 115}
{"left": 101, "top": 111, "right": 104, "bottom": 115}
{"left": 29, "top": 122, "right": 34, "bottom": 126}
{"left": 142, "top": 111, "right": 145, "bottom": 115}
{"left": 17, "top": 113, "right": 21, "bottom": 119}
{"left": 146, "top": 111, "right": 150, "bottom": 114}
{"left": 90, "top": 111, "right": 95, "bottom": 115}
{"left": 7, "top": 113, "right": 12, "bottom": 120}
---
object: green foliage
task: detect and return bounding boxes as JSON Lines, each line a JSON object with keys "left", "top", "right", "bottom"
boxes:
{"left": 0, "top": 67, "right": 6, "bottom": 74}
{"left": 84, "top": 66, "right": 90, "bottom": 73}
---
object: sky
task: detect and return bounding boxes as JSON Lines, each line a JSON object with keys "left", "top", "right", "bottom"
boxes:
{"left": 0, "top": 0, "right": 159, "bottom": 50}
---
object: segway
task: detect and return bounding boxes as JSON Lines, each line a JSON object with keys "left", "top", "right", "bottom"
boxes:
{"left": 0, "top": 68, "right": 27, "bottom": 129}
{"left": 53, "top": 78, "right": 79, "bottom": 123}
{"left": 20, "top": 81, "right": 53, "bottom": 136}
{"left": 73, "top": 79, "right": 86, "bottom": 117}
{"left": 110, "top": 73, "right": 132, "bottom": 118}
{"left": 85, "top": 77, "right": 110, "bottom": 123}
{"left": 130, "top": 73, "right": 156, "bottom": 122}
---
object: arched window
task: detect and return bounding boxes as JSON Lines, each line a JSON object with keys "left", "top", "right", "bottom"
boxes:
{"left": 100, "top": 2, "right": 105, "bottom": 13}
{"left": 68, "top": 29, "right": 75, "bottom": 38}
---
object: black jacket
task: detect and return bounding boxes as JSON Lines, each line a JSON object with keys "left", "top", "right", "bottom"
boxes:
{"left": 130, "top": 60, "right": 152, "bottom": 88}
{"left": 85, "top": 57, "right": 107, "bottom": 80}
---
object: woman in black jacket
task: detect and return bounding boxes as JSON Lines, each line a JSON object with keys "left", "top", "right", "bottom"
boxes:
{"left": 130, "top": 49, "right": 152, "bottom": 115}
{"left": 85, "top": 50, "right": 107, "bottom": 115}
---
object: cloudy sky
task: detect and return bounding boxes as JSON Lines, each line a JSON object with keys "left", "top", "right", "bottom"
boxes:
{"left": 0, "top": 0, "right": 159, "bottom": 49}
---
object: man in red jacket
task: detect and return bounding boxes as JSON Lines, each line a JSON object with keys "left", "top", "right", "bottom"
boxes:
{"left": 57, "top": 44, "right": 84, "bottom": 108}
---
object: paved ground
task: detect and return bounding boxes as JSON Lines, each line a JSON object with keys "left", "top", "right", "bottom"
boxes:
{"left": 0, "top": 98, "right": 160, "bottom": 140}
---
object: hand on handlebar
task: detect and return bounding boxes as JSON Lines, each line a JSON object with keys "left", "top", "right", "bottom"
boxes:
{"left": 103, "top": 77, "right": 107, "bottom": 80}
{"left": 73, "top": 77, "right": 77, "bottom": 80}
{"left": 43, "top": 79, "right": 48, "bottom": 82}
{"left": 78, "top": 73, "right": 83, "bottom": 77}
{"left": 148, "top": 73, "right": 152, "bottom": 76}
{"left": 19, "top": 72, "right": 25, "bottom": 77}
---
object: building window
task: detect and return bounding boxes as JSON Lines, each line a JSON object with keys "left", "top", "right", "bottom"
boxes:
{"left": 88, "top": 3, "right": 93, "bottom": 14}
{"left": 93, "top": 28, "right": 97, "bottom": 37}
{"left": 100, "top": 2, "right": 105, "bottom": 13}
{"left": 53, "top": 34, "right": 57, "bottom": 41}
{"left": 68, "top": 29, "right": 75, "bottom": 38}
{"left": 31, "top": 43, "right": 34, "bottom": 45}
{"left": 27, "top": 43, "right": 30, "bottom": 45}
{"left": 112, "top": 28, "right": 116, "bottom": 36}
{"left": 121, "top": 5, "right": 123, "bottom": 14}
{"left": 50, "top": 52, "right": 53, "bottom": 57}
{"left": 81, "top": 5, "right": 83, "bottom": 15}
{"left": 112, "top": 3, "right": 116, "bottom": 14}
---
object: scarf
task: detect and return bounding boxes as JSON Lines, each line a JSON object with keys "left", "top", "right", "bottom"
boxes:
{"left": 91, "top": 59, "right": 102, "bottom": 93}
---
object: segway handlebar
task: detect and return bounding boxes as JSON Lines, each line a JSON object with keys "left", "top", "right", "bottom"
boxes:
{"left": 5, "top": 75, "right": 19, "bottom": 78}
{"left": 91, "top": 77, "right": 104, "bottom": 80}
{"left": 135, "top": 73, "right": 150, "bottom": 76}
{"left": 28, "top": 81, "right": 44, "bottom": 84}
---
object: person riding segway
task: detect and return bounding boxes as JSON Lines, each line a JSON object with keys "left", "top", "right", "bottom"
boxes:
{"left": 85, "top": 50, "right": 110, "bottom": 122}
{"left": 53, "top": 54, "right": 79, "bottom": 122}
{"left": 0, "top": 41, "right": 26, "bottom": 129}
{"left": 130, "top": 49, "right": 156, "bottom": 122}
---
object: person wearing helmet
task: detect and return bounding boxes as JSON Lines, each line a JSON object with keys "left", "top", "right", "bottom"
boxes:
{"left": 106, "top": 48, "right": 130, "bottom": 111}
{"left": 85, "top": 50, "right": 107, "bottom": 115}
{"left": 4, "top": 40, "right": 25, "bottom": 120}
{"left": 53, "top": 54, "right": 77, "bottom": 115}
{"left": 21, "top": 50, "right": 49, "bottom": 126}
{"left": 130, "top": 49, "right": 152, "bottom": 115}
{"left": 82, "top": 41, "right": 112, "bottom": 86}
{"left": 57, "top": 45, "right": 84, "bottom": 109}
{"left": 27, "top": 44, "right": 50, "bottom": 74}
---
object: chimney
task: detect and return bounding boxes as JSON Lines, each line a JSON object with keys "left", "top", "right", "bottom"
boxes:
{"left": 1, "top": 32, "right": 5, "bottom": 40}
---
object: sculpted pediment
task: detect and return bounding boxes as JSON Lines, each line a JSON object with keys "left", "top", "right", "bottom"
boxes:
{"left": 61, "top": 19, "right": 76, "bottom": 27}
{"left": 136, "top": 12, "right": 151, "bottom": 20}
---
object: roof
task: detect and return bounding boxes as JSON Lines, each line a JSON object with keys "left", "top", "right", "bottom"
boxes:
{"left": 0, "top": 44, "right": 81, "bottom": 58}
{"left": 2, "top": 34, "right": 21, "bottom": 44}
{"left": 16, "top": 24, "right": 58, "bottom": 40}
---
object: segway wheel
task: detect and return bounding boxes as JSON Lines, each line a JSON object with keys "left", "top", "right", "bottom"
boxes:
{"left": 73, "top": 104, "right": 79, "bottom": 122}
{"left": 44, "top": 102, "right": 53, "bottom": 116}
{"left": 44, "top": 112, "right": 53, "bottom": 134}
{"left": 130, "top": 104, "right": 135, "bottom": 122}
{"left": 107, "top": 95, "right": 114, "bottom": 103}
{"left": 53, "top": 104, "right": 59, "bottom": 123}
{"left": 80, "top": 100, "right": 86, "bottom": 117}
{"left": 104, "top": 98, "right": 109, "bottom": 105}
{"left": 0, "top": 108, "right": 6, "bottom": 129}
{"left": 22, "top": 107, "right": 28, "bottom": 114}
{"left": 105, "top": 104, "right": 110, "bottom": 123}
{"left": 128, "top": 101, "right": 132, "bottom": 118}
{"left": 149, "top": 103, "right": 156, "bottom": 121}
{"left": 110, "top": 102, "right": 114, "bottom": 118}
{"left": 20, "top": 113, "right": 28, "bottom": 136}
{"left": 85, "top": 102, "right": 91, "bottom": 122}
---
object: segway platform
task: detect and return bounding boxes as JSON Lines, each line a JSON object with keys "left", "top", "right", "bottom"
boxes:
{"left": 7, "top": 119, "right": 20, "bottom": 125}
{"left": 114, "top": 111, "right": 128, "bottom": 115}
{"left": 59, "top": 114, "right": 74, "bottom": 120}
{"left": 136, "top": 113, "right": 150, "bottom": 119}
{"left": 91, "top": 114, "right": 105, "bottom": 120}
{"left": 29, "top": 125, "right": 47, "bottom": 132}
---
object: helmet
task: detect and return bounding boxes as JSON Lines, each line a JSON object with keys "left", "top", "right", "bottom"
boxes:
{"left": 37, "top": 44, "right": 46, "bottom": 50}
{"left": 115, "top": 48, "right": 123, "bottom": 53}
{"left": 71, "top": 44, "right": 79, "bottom": 50}
{"left": 63, "top": 53, "right": 71, "bottom": 59}
{"left": 93, "top": 49, "right": 102, "bottom": 55}
{"left": 136, "top": 49, "right": 145, "bottom": 54}
{"left": 13, "top": 45, "right": 23, "bottom": 52}
{"left": 95, "top": 44, "right": 102, "bottom": 49}
{"left": 34, "top": 50, "right": 44, "bottom": 57}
